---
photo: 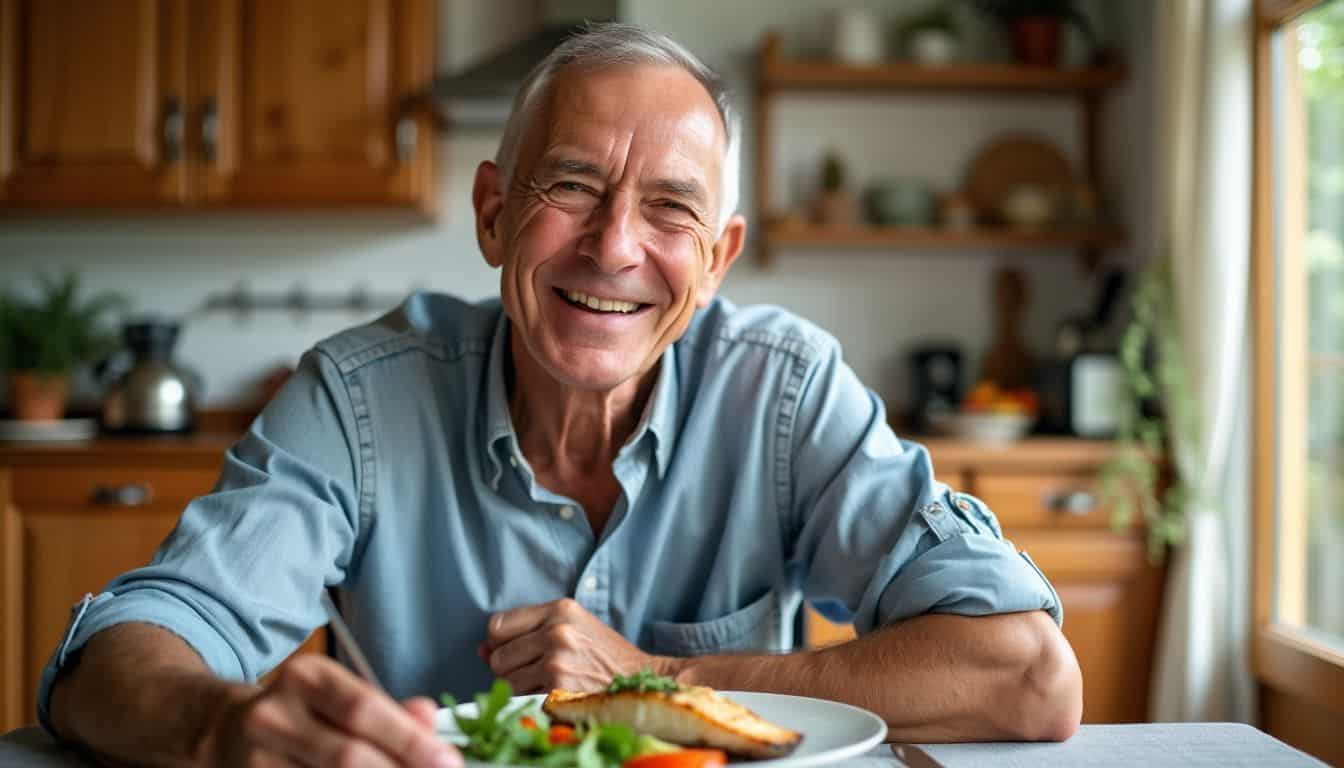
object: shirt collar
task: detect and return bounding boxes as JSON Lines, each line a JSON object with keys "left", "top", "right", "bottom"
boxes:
{"left": 636, "top": 344, "right": 678, "bottom": 478}
{"left": 482, "top": 309, "right": 515, "bottom": 489}
{"left": 480, "top": 310, "right": 680, "bottom": 485}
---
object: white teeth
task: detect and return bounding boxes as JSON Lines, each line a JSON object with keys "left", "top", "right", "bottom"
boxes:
{"left": 563, "top": 289, "right": 639, "bottom": 314}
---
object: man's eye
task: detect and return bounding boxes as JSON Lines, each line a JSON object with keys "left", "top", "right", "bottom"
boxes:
{"left": 655, "top": 200, "right": 692, "bottom": 214}
{"left": 552, "top": 181, "right": 595, "bottom": 195}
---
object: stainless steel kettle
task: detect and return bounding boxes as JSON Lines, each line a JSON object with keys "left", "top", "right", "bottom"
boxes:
{"left": 99, "top": 320, "right": 201, "bottom": 433}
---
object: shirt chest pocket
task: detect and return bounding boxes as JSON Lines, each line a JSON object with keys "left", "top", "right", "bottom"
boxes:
{"left": 646, "top": 588, "right": 786, "bottom": 656}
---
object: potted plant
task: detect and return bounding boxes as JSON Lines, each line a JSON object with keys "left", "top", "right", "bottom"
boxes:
{"left": 965, "top": 0, "right": 1095, "bottom": 68}
{"left": 0, "top": 272, "right": 127, "bottom": 421}
{"left": 900, "top": 6, "right": 961, "bottom": 65}
{"left": 812, "top": 149, "right": 859, "bottom": 227}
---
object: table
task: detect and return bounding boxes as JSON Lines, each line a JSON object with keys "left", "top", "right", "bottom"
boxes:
{"left": 0, "top": 723, "right": 1328, "bottom": 766}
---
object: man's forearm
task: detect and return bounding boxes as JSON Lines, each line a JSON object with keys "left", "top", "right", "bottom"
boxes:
{"left": 48, "top": 622, "right": 256, "bottom": 768}
{"left": 661, "top": 610, "right": 1081, "bottom": 743}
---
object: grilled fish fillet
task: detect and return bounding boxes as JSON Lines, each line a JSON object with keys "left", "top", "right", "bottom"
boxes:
{"left": 542, "top": 686, "right": 803, "bottom": 760}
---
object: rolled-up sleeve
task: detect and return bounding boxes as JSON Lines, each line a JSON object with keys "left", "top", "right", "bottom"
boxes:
{"left": 36, "top": 349, "right": 363, "bottom": 733}
{"left": 787, "top": 340, "right": 1061, "bottom": 635}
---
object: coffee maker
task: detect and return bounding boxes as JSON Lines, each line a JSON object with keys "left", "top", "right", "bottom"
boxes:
{"left": 907, "top": 344, "right": 963, "bottom": 433}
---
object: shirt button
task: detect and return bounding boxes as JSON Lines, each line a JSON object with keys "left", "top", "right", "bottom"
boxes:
{"left": 508, "top": 455, "right": 518, "bottom": 468}
{"left": 583, "top": 576, "right": 599, "bottom": 591}
{"left": 558, "top": 505, "right": 576, "bottom": 520}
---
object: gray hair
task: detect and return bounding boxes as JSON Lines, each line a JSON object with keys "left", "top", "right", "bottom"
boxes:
{"left": 494, "top": 22, "right": 741, "bottom": 235}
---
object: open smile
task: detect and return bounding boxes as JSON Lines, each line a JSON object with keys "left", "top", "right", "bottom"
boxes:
{"left": 554, "top": 288, "right": 652, "bottom": 316}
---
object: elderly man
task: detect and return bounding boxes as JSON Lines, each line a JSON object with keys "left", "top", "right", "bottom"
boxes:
{"left": 42, "top": 23, "right": 1081, "bottom": 768}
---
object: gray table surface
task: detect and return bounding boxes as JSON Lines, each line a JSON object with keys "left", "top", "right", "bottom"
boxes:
{"left": 0, "top": 723, "right": 1329, "bottom": 767}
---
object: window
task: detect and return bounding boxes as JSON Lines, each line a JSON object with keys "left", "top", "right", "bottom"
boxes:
{"left": 1269, "top": 0, "right": 1344, "bottom": 645}
{"left": 1253, "top": 0, "right": 1344, "bottom": 712}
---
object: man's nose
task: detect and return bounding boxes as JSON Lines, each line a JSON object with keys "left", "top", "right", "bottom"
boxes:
{"left": 585, "top": 194, "right": 644, "bottom": 274}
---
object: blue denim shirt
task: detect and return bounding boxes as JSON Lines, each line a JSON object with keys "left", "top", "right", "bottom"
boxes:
{"left": 37, "top": 293, "right": 1060, "bottom": 730}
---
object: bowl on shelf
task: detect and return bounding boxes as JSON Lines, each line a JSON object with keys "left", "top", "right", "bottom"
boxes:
{"left": 865, "top": 179, "right": 935, "bottom": 226}
{"left": 927, "top": 411, "right": 1035, "bottom": 443}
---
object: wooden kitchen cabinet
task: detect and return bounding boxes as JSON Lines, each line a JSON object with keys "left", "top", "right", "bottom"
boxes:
{"left": 0, "top": 0, "right": 190, "bottom": 205}
{"left": 191, "top": 0, "right": 435, "bottom": 207}
{"left": 804, "top": 438, "right": 1166, "bottom": 725}
{"left": 0, "top": 440, "right": 327, "bottom": 732}
{"left": 0, "top": 0, "right": 434, "bottom": 210}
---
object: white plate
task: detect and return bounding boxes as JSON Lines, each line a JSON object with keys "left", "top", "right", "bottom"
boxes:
{"left": 0, "top": 418, "right": 98, "bottom": 442}
{"left": 435, "top": 691, "right": 887, "bottom": 767}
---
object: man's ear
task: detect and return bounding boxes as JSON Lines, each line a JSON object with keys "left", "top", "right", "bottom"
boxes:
{"left": 696, "top": 214, "right": 747, "bottom": 308}
{"left": 473, "top": 161, "right": 506, "bottom": 268}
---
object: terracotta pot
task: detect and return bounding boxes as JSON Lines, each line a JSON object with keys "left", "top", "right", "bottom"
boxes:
{"left": 8, "top": 371, "right": 69, "bottom": 421}
{"left": 1011, "top": 16, "right": 1061, "bottom": 68}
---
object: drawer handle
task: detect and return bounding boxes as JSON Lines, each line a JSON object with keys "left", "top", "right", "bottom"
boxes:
{"left": 91, "top": 483, "right": 154, "bottom": 507}
{"left": 1047, "top": 491, "right": 1096, "bottom": 516}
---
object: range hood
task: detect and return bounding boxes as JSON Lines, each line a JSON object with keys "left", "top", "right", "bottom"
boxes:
{"left": 432, "top": 0, "right": 621, "bottom": 127}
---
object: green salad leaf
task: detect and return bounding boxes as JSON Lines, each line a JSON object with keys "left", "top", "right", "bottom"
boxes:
{"left": 606, "top": 668, "right": 679, "bottom": 694}
{"left": 440, "top": 679, "right": 674, "bottom": 767}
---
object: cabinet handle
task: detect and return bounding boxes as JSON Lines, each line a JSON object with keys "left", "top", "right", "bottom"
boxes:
{"left": 200, "top": 98, "right": 219, "bottom": 163}
{"left": 395, "top": 116, "right": 417, "bottom": 162}
{"left": 162, "top": 97, "right": 184, "bottom": 163}
{"left": 91, "top": 483, "right": 154, "bottom": 507}
{"left": 1046, "top": 491, "right": 1096, "bottom": 516}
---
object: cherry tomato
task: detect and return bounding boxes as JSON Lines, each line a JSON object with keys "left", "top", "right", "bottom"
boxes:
{"left": 548, "top": 724, "right": 578, "bottom": 745}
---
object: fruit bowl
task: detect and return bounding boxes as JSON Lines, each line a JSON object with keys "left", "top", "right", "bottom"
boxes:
{"left": 928, "top": 411, "right": 1034, "bottom": 443}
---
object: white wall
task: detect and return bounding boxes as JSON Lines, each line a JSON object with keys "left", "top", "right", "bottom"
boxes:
{"left": 0, "top": 0, "right": 1155, "bottom": 415}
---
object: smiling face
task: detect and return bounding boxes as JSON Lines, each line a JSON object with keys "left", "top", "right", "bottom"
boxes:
{"left": 472, "top": 64, "right": 746, "bottom": 393}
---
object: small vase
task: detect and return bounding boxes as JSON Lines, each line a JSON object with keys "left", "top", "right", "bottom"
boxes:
{"left": 8, "top": 371, "right": 69, "bottom": 421}
{"left": 813, "top": 190, "right": 859, "bottom": 227}
{"left": 1011, "top": 16, "right": 1061, "bottom": 68}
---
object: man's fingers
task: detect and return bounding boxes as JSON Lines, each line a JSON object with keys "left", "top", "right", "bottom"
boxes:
{"left": 403, "top": 696, "right": 439, "bottom": 730}
{"left": 486, "top": 599, "right": 569, "bottom": 648}
{"left": 486, "top": 628, "right": 553, "bottom": 678}
{"left": 241, "top": 691, "right": 395, "bottom": 768}
{"left": 498, "top": 656, "right": 560, "bottom": 696}
{"left": 278, "top": 657, "right": 456, "bottom": 767}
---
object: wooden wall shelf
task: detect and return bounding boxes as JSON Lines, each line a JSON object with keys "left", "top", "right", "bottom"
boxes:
{"left": 762, "top": 59, "right": 1127, "bottom": 94}
{"left": 766, "top": 224, "right": 1127, "bottom": 251}
{"left": 752, "top": 32, "right": 1128, "bottom": 267}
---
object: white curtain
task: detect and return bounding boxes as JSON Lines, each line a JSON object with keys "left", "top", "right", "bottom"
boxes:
{"left": 1148, "top": 0, "right": 1256, "bottom": 723}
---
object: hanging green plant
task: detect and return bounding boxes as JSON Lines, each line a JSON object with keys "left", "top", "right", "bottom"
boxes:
{"left": 1097, "top": 254, "right": 1199, "bottom": 561}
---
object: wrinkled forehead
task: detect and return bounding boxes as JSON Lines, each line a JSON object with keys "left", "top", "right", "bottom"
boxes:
{"left": 522, "top": 63, "right": 726, "bottom": 186}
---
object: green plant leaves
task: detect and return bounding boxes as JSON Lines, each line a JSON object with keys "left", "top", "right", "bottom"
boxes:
{"left": 1097, "top": 254, "right": 1200, "bottom": 562}
{"left": 0, "top": 271, "right": 128, "bottom": 375}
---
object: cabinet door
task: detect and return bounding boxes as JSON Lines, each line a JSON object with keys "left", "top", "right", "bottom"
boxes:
{"left": 4, "top": 466, "right": 327, "bottom": 729}
{"left": 21, "top": 506, "right": 181, "bottom": 724}
{"left": 1011, "top": 530, "right": 1165, "bottom": 724}
{"left": 0, "top": 0, "right": 189, "bottom": 205}
{"left": 193, "top": 0, "right": 434, "bottom": 208}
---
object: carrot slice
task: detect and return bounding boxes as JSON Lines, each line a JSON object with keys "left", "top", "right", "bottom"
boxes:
{"left": 622, "top": 749, "right": 728, "bottom": 768}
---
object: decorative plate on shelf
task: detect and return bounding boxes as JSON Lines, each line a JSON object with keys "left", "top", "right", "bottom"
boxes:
{"left": 0, "top": 418, "right": 98, "bottom": 442}
{"left": 964, "top": 134, "right": 1074, "bottom": 223}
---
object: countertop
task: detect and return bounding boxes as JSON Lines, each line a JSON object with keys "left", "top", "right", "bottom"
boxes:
{"left": 0, "top": 431, "right": 1120, "bottom": 470}
{"left": 0, "top": 432, "right": 239, "bottom": 468}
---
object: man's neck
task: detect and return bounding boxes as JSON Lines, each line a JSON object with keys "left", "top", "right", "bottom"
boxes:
{"left": 507, "top": 327, "right": 658, "bottom": 478}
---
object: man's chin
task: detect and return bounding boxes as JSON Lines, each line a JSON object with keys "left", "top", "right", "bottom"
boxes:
{"left": 550, "top": 366, "right": 645, "bottom": 393}
{"left": 541, "top": 351, "right": 652, "bottom": 393}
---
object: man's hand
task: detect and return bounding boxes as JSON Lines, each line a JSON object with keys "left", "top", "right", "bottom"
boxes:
{"left": 201, "top": 654, "right": 462, "bottom": 768}
{"left": 484, "top": 598, "right": 667, "bottom": 693}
